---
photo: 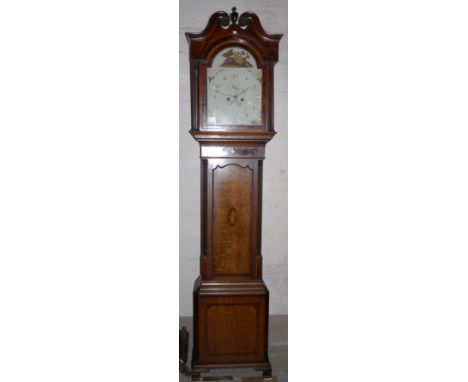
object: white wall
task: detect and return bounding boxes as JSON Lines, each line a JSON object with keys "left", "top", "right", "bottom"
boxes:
{"left": 179, "top": 0, "right": 288, "bottom": 316}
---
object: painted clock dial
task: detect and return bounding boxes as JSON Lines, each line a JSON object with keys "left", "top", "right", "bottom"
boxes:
{"left": 207, "top": 47, "right": 262, "bottom": 126}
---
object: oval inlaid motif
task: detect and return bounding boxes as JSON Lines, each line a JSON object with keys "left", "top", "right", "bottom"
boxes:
{"left": 227, "top": 207, "right": 238, "bottom": 227}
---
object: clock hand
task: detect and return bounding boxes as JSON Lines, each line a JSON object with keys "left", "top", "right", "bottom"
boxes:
{"left": 213, "top": 88, "right": 244, "bottom": 105}
{"left": 230, "top": 98, "right": 242, "bottom": 106}
{"left": 232, "top": 84, "right": 251, "bottom": 93}
{"left": 212, "top": 88, "right": 236, "bottom": 97}
{"left": 212, "top": 86, "right": 250, "bottom": 105}
{"left": 231, "top": 85, "right": 251, "bottom": 97}
{"left": 238, "top": 86, "right": 251, "bottom": 95}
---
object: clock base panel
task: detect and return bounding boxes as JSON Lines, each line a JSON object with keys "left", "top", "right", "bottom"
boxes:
{"left": 191, "top": 277, "right": 271, "bottom": 380}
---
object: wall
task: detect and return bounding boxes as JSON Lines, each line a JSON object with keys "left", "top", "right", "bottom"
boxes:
{"left": 179, "top": 0, "right": 288, "bottom": 316}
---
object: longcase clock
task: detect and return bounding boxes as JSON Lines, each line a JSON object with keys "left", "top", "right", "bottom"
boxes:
{"left": 185, "top": 8, "right": 282, "bottom": 381}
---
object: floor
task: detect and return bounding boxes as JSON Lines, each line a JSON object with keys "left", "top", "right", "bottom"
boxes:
{"left": 179, "top": 315, "right": 288, "bottom": 382}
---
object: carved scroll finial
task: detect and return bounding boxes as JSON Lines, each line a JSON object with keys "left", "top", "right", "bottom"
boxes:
{"left": 219, "top": 7, "right": 249, "bottom": 28}
{"left": 230, "top": 7, "right": 238, "bottom": 24}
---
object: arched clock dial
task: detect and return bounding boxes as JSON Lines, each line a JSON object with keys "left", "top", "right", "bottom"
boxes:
{"left": 207, "top": 47, "right": 262, "bottom": 126}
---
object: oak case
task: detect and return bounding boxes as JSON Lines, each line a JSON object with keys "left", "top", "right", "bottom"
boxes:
{"left": 186, "top": 8, "right": 282, "bottom": 380}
